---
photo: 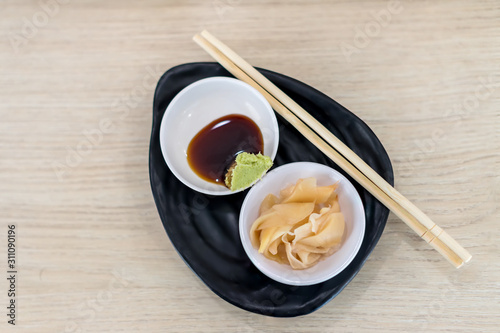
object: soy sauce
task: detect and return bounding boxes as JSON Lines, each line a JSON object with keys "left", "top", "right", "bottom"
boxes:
{"left": 187, "top": 114, "right": 263, "bottom": 185}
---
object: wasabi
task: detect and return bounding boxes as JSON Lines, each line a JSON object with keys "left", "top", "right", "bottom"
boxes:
{"left": 225, "top": 153, "right": 273, "bottom": 191}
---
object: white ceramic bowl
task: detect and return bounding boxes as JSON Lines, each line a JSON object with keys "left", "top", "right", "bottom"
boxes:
{"left": 159, "top": 77, "right": 279, "bottom": 195}
{"left": 239, "top": 162, "right": 365, "bottom": 286}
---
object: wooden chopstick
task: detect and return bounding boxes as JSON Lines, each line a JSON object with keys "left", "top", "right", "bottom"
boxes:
{"left": 199, "top": 30, "right": 472, "bottom": 266}
{"left": 193, "top": 32, "right": 471, "bottom": 268}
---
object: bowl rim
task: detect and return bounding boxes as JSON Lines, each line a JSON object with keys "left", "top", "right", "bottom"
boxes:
{"left": 159, "top": 76, "right": 279, "bottom": 196}
{"left": 239, "top": 162, "right": 366, "bottom": 286}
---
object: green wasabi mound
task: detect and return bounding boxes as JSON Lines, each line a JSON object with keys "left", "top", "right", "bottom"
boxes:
{"left": 225, "top": 152, "right": 273, "bottom": 191}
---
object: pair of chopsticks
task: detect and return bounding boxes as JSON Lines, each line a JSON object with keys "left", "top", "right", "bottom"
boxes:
{"left": 193, "top": 30, "right": 472, "bottom": 268}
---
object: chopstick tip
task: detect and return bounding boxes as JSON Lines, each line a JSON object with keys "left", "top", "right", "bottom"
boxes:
{"left": 193, "top": 34, "right": 202, "bottom": 43}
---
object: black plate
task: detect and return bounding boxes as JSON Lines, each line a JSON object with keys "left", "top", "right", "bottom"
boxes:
{"left": 149, "top": 62, "right": 394, "bottom": 317}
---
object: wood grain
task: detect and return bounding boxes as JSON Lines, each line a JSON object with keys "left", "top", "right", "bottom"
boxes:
{"left": 0, "top": 0, "right": 498, "bottom": 332}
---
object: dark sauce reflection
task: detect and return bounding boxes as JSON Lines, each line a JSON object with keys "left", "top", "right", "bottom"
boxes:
{"left": 187, "top": 114, "right": 264, "bottom": 185}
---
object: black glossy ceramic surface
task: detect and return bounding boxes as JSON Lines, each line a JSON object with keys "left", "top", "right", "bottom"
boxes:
{"left": 149, "top": 62, "right": 394, "bottom": 317}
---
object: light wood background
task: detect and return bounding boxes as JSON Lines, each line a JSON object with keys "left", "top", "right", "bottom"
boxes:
{"left": 1, "top": 1, "right": 499, "bottom": 332}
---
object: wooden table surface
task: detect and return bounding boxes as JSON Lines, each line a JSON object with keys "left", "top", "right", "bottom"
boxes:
{"left": 1, "top": 1, "right": 499, "bottom": 332}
